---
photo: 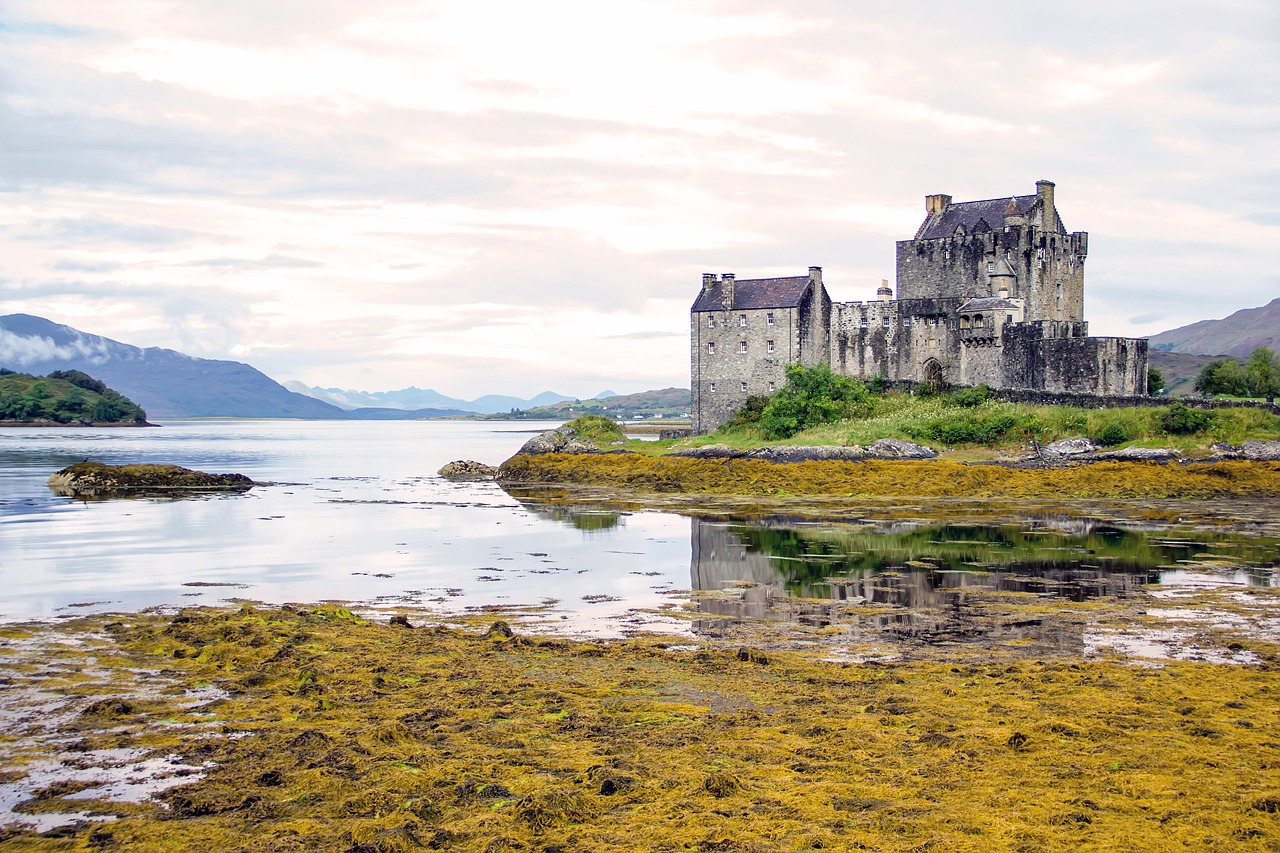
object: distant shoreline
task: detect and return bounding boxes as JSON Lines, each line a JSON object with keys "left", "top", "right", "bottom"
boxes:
{"left": 0, "top": 421, "right": 156, "bottom": 428}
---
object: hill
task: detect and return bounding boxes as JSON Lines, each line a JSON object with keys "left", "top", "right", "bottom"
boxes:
{"left": 283, "top": 381, "right": 573, "bottom": 415}
{"left": 501, "top": 387, "right": 691, "bottom": 420}
{"left": 1149, "top": 298, "right": 1280, "bottom": 358}
{"left": 0, "top": 369, "right": 148, "bottom": 424}
{"left": 1147, "top": 350, "right": 1223, "bottom": 398}
{"left": 0, "top": 314, "right": 347, "bottom": 419}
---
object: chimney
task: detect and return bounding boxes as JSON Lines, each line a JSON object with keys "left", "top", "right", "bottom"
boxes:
{"left": 701, "top": 273, "right": 716, "bottom": 290}
{"left": 808, "top": 266, "right": 822, "bottom": 284}
{"left": 1036, "top": 179, "right": 1056, "bottom": 222}
{"left": 925, "top": 194, "right": 952, "bottom": 215}
{"left": 721, "top": 272, "right": 735, "bottom": 309}
{"left": 877, "top": 279, "right": 893, "bottom": 302}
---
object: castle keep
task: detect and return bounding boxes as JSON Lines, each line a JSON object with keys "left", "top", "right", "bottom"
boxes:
{"left": 690, "top": 180, "right": 1148, "bottom": 433}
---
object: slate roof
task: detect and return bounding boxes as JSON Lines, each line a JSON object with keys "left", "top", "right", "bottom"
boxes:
{"left": 958, "top": 297, "right": 1020, "bottom": 312}
{"left": 914, "top": 195, "right": 1039, "bottom": 240}
{"left": 691, "top": 276, "right": 811, "bottom": 312}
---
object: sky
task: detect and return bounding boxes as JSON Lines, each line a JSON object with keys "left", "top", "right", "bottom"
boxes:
{"left": 0, "top": 0, "right": 1276, "bottom": 398}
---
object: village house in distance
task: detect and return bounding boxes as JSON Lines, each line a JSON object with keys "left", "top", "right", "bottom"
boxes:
{"left": 690, "top": 180, "right": 1149, "bottom": 433}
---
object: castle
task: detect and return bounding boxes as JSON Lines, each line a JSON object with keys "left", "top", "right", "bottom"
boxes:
{"left": 690, "top": 180, "right": 1148, "bottom": 433}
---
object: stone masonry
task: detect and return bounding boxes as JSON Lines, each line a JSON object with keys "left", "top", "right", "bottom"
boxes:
{"left": 691, "top": 180, "right": 1148, "bottom": 433}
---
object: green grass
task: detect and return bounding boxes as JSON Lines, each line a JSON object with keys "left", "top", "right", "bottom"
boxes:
{"left": 636, "top": 393, "right": 1280, "bottom": 456}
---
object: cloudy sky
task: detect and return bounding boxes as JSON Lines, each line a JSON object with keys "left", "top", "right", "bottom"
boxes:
{"left": 1, "top": 1, "right": 1276, "bottom": 398}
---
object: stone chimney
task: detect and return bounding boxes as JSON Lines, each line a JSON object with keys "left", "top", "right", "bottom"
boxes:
{"left": 721, "top": 273, "right": 735, "bottom": 310}
{"left": 808, "top": 266, "right": 822, "bottom": 285}
{"left": 877, "top": 279, "right": 893, "bottom": 302}
{"left": 1036, "top": 180, "right": 1056, "bottom": 228}
{"left": 925, "top": 194, "right": 952, "bottom": 215}
{"left": 702, "top": 273, "right": 716, "bottom": 290}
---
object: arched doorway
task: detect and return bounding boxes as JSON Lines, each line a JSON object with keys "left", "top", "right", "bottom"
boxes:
{"left": 922, "top": 358, "right": 944, "bottom": 393}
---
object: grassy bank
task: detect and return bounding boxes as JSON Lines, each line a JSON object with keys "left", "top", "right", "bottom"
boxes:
{"left": 654, "top": 393, "right": 1280, "bottom": 456}
{"left": 2, "top": 606, "right": 1278, "bottom": 852}
{"left": 499, "top": 454, "right": 1280, "bottom": 500}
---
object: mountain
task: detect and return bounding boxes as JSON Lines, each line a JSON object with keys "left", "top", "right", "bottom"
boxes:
{"left": 284, "top": 382, "right": 574, "bottom": 415}
{"left": 503, "top": 387, "right": 691, "bottom": 420}
{"left": 1149, "top": 298, "right": 1280, "bottom": 358}
{"left": 0, "top": 314, "right": 348, "bottom": 419}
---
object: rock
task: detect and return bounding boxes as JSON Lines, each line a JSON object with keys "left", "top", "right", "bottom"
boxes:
{"left": 1241, "top": 440, "right": 1280, "bottom": 461}
{"left": 865, "top": 438, "right": 939, "bottom": 459}
{"left": 668, "top": 444, "right": 741, "bottom": 459}
{"left": 1089, "top": 446, "right": 1181, "bottom": 462}
{"left": 515, "top": 421, "right": 627, "bottom": 455}
{"left": 437, "top": 460, "right": 497, "bottom": 480}
{"left": 1043, "top": 438, "right": 1095, "bottom": 457}
{"left": 746, "top": 445, "right": 868, "bottom": 463}
{"left": 48, "top": 461, "right": 254, "bottom": 498}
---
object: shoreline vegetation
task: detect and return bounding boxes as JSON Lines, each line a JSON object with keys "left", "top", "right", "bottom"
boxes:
{"left": 0, "top": 369, "right": 149, "bottom": 426}
{"left": 3, "top": 605, "right": 1278, "bottom": 852}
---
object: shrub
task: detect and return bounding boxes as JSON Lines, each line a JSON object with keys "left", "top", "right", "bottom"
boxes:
{"left": 1159, "top": 403, "right": 1215, "bottom": 435}
{"left": 564, "top": 414, "right": 625, "bottom": 445}
{"left": 948, "top": 385, "right": 992, "bottom": 408}
{"left": 757, "top": 364, "right": 871, "bottom": 440}
{"left": 1096, "top": 423, "right": 1130, "bottom": 446}
{"left": 727, "top": 395, "right": 770, "bottom": 427}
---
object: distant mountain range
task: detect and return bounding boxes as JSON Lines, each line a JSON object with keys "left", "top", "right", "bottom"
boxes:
{"left": 1149, "top": 298, "right": 1280, "bottom": 358}
{"left": 282, "top": 382, "right": 578, "bottom": 415}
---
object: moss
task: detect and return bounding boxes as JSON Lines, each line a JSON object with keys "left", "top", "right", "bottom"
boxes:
{"left": 47, "top": 461, "right": 254, "bottom": 497}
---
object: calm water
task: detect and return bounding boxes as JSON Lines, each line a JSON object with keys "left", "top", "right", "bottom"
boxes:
{"left": 2, "top": 420, "right": 1277, "bottom": 641}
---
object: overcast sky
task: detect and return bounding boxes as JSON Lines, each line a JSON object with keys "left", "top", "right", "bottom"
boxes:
{"left": 1, "top": 1, "right": 1276, "bottom": 397}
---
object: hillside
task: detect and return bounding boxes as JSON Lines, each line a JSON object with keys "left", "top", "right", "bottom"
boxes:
{"left": 284, "top": 381, "right": 574, "bottom": 415}
{"left": 0, "top": 370, "right": 147, "bottom": 424}
{"left": 501, "top": 387, "right": 691, "bottom": 420}
{"left": 1149, "top": 298, "right": 1280, "bottom": 358}
{"left": 0, "top": 314, "right": 347, "bottom": 419}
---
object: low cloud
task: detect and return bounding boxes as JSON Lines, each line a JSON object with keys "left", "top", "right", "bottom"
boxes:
{"left": 176, "top": 254, "right": 325, "bottom": 272}
{"left": 0, "top": 328, "right": 112, "bottom": 367}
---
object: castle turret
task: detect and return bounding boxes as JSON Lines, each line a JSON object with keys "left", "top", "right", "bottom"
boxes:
{"left": 989, "top": 259, "right": 1017, "bottom": 299}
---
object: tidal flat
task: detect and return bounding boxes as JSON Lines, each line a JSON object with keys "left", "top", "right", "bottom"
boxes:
{"left": 1, "top": 569, "right": 1278, "bottom": 852}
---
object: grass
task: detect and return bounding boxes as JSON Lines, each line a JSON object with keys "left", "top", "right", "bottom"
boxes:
{"left": 634, "top": 394, "right": 1280, "bottom": 457}
{"left": 2, "top": 605, "right": 1278, "bottom": 852}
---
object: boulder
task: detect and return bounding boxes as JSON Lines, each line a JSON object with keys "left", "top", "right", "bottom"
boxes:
{"left": 747, "top": 445, "right": 869, "bottom": 463}
{"left": 1089, "top": 447, "right": 1181, "bottom": 462}
{"left": 1043, "top": 438, "right": 1095, "bottom": 457}
{"left": 865, "top": 438, "right": 939, "bottom": 459}
{"left": 438, "top": 460, "right": 497, "bottom": 480}
{"left": 515, "top": 421, "right": 627, "bottom": 455}
{"left": 48, "top": 461, "right": 254, "bottom": 498}
{"left": 1241, "top": 440, "right": 1280, "bottom": 461}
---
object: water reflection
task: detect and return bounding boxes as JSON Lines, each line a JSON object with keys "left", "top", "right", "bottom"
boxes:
{"left": 687, "top": 517, "right": 1280, "bottom": 648}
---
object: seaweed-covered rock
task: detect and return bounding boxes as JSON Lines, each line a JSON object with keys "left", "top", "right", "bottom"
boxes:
{"left": 48, "top": 461, "right": 254, "bottom": 497}
{"left": 515, "top": 416, "right": 627, "bottom": 456}
{"left": 437, "top": 460, "right": 497, "bottom": 480}
{"left": 669, "top": 440, "right": 937, "bottom": 463}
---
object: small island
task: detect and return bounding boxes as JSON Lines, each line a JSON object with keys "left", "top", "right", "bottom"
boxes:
{"left": 48, "top": 461, "right": 255, "bottom": 498}
{"left": 0, "top": 368, "right": 149, "bottom": 426}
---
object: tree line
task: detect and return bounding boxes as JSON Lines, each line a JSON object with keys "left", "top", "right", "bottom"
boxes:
{"left": 0, "top": 368, "right": 147, "bottom": 423}
{"left": 1193, "top": 347, "right": 1280, "bottom": 401}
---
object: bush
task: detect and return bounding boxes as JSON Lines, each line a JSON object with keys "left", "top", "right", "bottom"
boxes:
{"left": 948, "top": 385, "right": 992, "bottom": 408}
{"left": 757, "top": 364, "right": 871, "bottom": 440}
{"left": 1159, "top": 403, "right": 1215, "bottom": 435}
{"left": 906, "top": 410, "right": 1044, "bottom": 446}
{"left": 564, "top": 414, "right": 625, "bottom": 445}
{"left": 1095, "top": 423, "right": 1130, "bottom": 446}
{"left": 727, "top": 395, "right": 770, "bottom": 428}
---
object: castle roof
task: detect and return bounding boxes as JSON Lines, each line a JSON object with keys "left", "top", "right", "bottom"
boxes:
{"left": 958, "top": 296, "right": 1020, "bottom": 312}
{"left": 914, "top": 195, "right": 1038, "bottom": 240}
{"left": 691, "top": 276, "right": 811, "bottom": 312}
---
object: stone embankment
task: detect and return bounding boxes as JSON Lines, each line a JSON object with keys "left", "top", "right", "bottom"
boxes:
{"left": 48, "top": 462, "right": 254, "bottom": 498}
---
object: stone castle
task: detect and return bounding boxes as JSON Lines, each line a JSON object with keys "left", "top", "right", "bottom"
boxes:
{"left": 690, "top": 180, "right": 1148, "bottom": 433}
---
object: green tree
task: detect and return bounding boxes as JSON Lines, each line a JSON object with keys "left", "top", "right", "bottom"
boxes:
{"left": 1147, "top": 368, "right": 1165, "bottom": 396}
{"left": 757, "top": 363, "right": 871, "bottom": 439}
{"left": 1245, "top": 347, "right": 1279, "bottom": 401}
{"left": 1194, "top": 358, "right": 1248, "bottom": 397}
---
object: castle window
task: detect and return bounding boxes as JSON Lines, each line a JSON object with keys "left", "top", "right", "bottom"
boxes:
{"left": 973, "top": 314, "right": 983, "bottom": 327}
{"left": 739, "top": 315, "right": 747, "bottom": 327}
{"left": 987, "top": 262, "right": 994, "bottom": 273}
{"left": 882, "top": 317, "right": 890, "bottom": 328}
{"left": 739, "top": 340, "right": 747, "bottom": 353}
{"left": 766, "top": 312, "right": 774, "bottom": 325}
{"left": 707, "top": 316, "right": 716, "bottom": 328}
{"left": 768, "top": 381, "right": 775, "bottom": 392}
{"left": 707, "top": 342, "right": 715, "bottom": 354}
{"left": 860, "top": 317, "right": 868, "bottom": 328}
{"left": 1006, "top": 314, "right": 1013, "bottom": 325}
{"left": 710, "top": 383, "right": 716, "bottom": 393}
{"left": 767, "top": 340, "right": 774, "bottom": 353}
{"left": 741, "top": 381, "right": 748, "bottom": 393}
